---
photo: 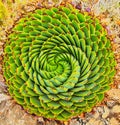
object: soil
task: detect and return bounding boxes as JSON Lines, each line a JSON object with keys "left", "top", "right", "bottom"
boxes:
{"left": 0, "top": 0, "right": 120, "bottom": 125}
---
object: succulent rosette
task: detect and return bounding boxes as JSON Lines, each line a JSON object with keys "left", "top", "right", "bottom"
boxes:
{"left": 3, "top": 4, "right": 116, "bottom": 121}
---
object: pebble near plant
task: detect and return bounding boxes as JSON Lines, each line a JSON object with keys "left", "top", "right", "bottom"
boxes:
{"left": 3, "top": 4, "right": 116, "bottom": 121}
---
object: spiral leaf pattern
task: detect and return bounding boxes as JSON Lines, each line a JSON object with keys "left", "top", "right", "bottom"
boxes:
{"left": 3, "top": 5, "right": 116, "bottom": 121}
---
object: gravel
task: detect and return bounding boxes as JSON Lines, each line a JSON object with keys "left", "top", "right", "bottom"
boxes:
{"left": 0, "top": 0, "right": 120, "bottom": 125}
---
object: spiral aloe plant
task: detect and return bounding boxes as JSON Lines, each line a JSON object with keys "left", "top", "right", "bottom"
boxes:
{"left": 3, "top": 4, "right": 116, "bottom": 121}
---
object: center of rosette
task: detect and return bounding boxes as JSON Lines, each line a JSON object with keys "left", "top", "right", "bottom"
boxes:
{"left": 34, "top": 45, "right": 81, "bottom": 94}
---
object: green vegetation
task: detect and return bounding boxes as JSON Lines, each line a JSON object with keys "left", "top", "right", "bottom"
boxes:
{"left": 3, "top": 4, "right": 116, "bottom": 121}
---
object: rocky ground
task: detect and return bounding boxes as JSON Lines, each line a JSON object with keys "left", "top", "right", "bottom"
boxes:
{"left": 0, "top": 88, "right": 120, "bottom": 125}
{"left": 0, "top": 0, "right": 120, "bottom": 125}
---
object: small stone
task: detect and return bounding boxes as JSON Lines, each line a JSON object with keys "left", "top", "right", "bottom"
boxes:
{"left": 86, "top": 8, "right": 91, "bottom": 12}
{"left": 0, "top": 74, "right": 4, "bottom": 82}
{"left": 85, "top": 112, "right": 93, "bottom": 118}
{"left": 112, "top": 105, "right": 120, "bottom": 113}
{"left": 118, "top": 84, "right": 120, "bottom": 89}
{"left": 106, "top": 100, "right": 116, "bottom": 108}
{"left": 97, "top": 107, "right": 104, "bottom": 114}
{"left": 103, "top": 119, "right": 109, "bottom": 125}
{"left": 93, "top": 111, "right": 100, "bottom": 119}
{"left": 69, "top": 119, "right": 83, "bottom": 125}
{"left": 0, "top": 42, "right": 4, "bottom": 46}
{"left": 86, "top": 118, "right": 103, "bottom": 125}
{"left": 37, "top": 117, "right": 44, "bottom": 125}
{"left": 109, "top": 118, "right": 119, "bottom": 125}
{"left": 102, "top": 106, "right": 110, "bottom": 118}
{"left": 0, "top": 93, "right": 11, "bottom": 103}
{"left": 46, "top": 120, "right": 57, "bottom": 125}
{"left": 107, "top": 89, "right": 120, "bottom": 103}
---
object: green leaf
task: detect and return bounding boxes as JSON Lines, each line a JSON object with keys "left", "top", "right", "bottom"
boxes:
{"left": 15, "top": 75, "right": 25, "bottom": 84}
{"left": 76, "top": 79, "right": 88, "bottom": 86}
{"left": 68, "top": 14, "right": 76, "bottom": 21}
{"left": 26, "top": 87, "right": 38, "bottom": 96}
{"left": 46, "top": 112, "right": 55, "bottom": 119}
{"left": 51, "top": 107, "right": 63, "bottom": 115}
{"left": 77, "top": 13, "right": 85, "bottom": 22}
{"left": 41, "top": 31, "right": 52, "bottom": 38}
{"left": 13, "top": 90, "right": 23, "bottom": 99}
{"left": 98, "top": 41, "right": 104, "bottom": 49}
{"left": 56, "top": 114, "right": 65, "bottom": 121}
{"left": 73, "top": 35, "right": 80, "bottom": 47}
{"left": 24, "top": 97, "right": 30, "bottom": 105}
{"left": 59, "top": 100, "right": 73, "bottom": 107}
{"left": 90, "top": 58, "right": 99, "bottom": 70}
{"left": 80, "top": 39, "right": 86, "bottom": 52}
{"left": 57, "top": 94, "right": 71, "bottom": 100}
{"left": 47, "top": 101, "right": 61, "bottom": 109}
{"left": 98, "top": 57, "right": 104, "bottom": 66}
{"left": 82, "top": 27, "right": 90, "bottom": 38}
{"left": 75, "top": 100, "right": 87, "bottom": 107}
{"left": 47, "top": 94, "right": 59, "bottom": 101}
{"left": 34, "top": 84, "right": 43, "bottom": 95}
{"left": 74, "top": 90, "right": 90, "bottom": 96}
{"left": 10, "top": 63, "right": 17, "bottom": 74}
{"left": 20, "top": 84, "right": 29, "bottom": 97}
{"left": 98, "top": 86, "right": 110, "bottom": 94}
{"left": 20, "top": 71, "right": 29, "bottom": 81}
{"left": 109, "top": 70, "right": 116, "bottom": 77}
{"left": 96, "top": 24, "right": 102, "bottom": 31}
{"left": 38, "top": 108, "right": 48, "bottom": 114}
{"left": 46, "top": 87, "right": 58, "bottom": 94}
{"left": 60, "top": 24, "right": 69, "bottom": 33}
{"left": 40, "top": 101, "right": 48, "bottom": 109}
{"left": 14, "top": 24, "right": 23, "bottom": 31}
{"left": 91, "top": 35, "right": 98, "bottom": 41}
{"left": 40, "top": 86, "right": 50, "bottom": 94}
{"left": 4, "top": 46, "right": 11, "bottom": 53}
{"left": 84, "top": 93, "right": 95, "bottom": 100}
{"left": 85, "top": 82, "right": 95, "bottom": 90}
{"left": 78, "top": 30, "right": 85, "bottom": 39}
{"left": 13, "top": 81, "right": 22, "bottom": 89}
{"left": 30, "top": 97, "right": 41, "bottom": 107}
{"left": 71, "top": 96, "right": 83, "bottom": 102}
{"left": 95, "top": 76, "right": 105, "bottom": 84}
{"left": 88, "top": 73, "right": 100, "bottom": 83}
{"left": 90, "top": 65, "right": 100, "bottom": 77}
{"left": 90, "top": 51, "right": 96, "bottom": 64}
{"left": 26, "top": 79, "right": 34, "bottom": 89}
{"left": 39, "top": 95, "right": 51, "bottom": 103}
{"left": 72, "top": 20, "right": 79, "bottom": 31}
{"left": 45, "top": 9, "right": 54, "bottom": 16}
{"left": 41, "top": 15, "right": 51, "bottom": 23}
{"left": 56, "top": 86, "right": 68, "bottom": 93}
{"left": 52, "top": 18, "right": 61, "bottom": 26}
{"left": 68, "top": 25, "right": 76, "bottom": 35}
{"left": 14, "top": 97, "right": 24, "bottom": 105}
{"left": 62, "top": 7, "right": 70, "bottom": 15}
{"left": 97, "top": 94, "right": 104, "bottom": 102}
{"left": 91, "top": 85, "right": 100, "bottom": 92}
{"left": 92, "top": 43, "right": 98, "bottom": 51}
{"left": 62, "top": 111, "right": 72, "bottom": 118}
{"left": 90, "top": 24, "right": 95, "bottom": 34}
{"left": 86, "top": 46, "right": 92, "bottom": 58}
{"left": 71, "top": 86, "right": 85, "bottom": 92}
{"left": 33, "top": 13, "right": 41, "bottom": 20}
